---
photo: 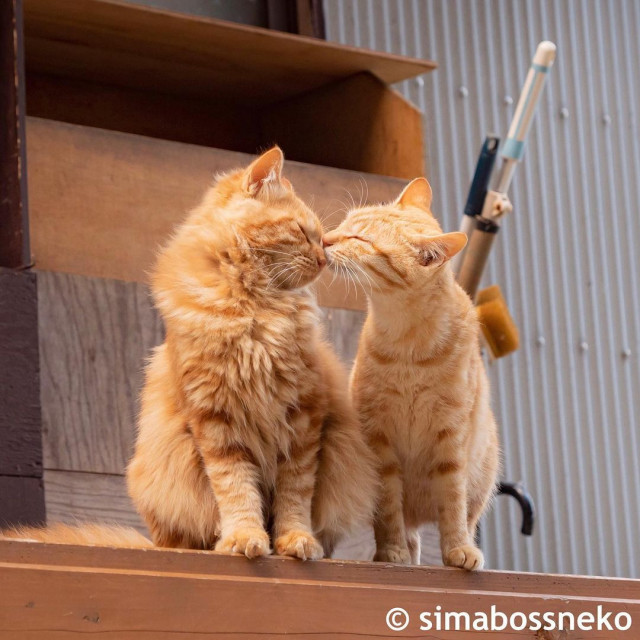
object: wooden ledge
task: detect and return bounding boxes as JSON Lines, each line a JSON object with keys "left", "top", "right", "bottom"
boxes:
{"left": 2, "top": 540, "right": 639, "bottom": 638}
{"left": 24, "top": 0, "right": 436, "bottom": 105}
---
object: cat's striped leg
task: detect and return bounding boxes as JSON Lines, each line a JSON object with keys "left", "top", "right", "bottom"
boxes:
{"left": 273, "top": 412, "right": 323, "bottom": 560}
{"left": 371, "top": 431, "right": 411, "bottom": 564}
{"left": 430, "top": 456, "right": 484, "bottom": 571}
{"left": 194, "top": 427, "right": 270, "bottom": 559}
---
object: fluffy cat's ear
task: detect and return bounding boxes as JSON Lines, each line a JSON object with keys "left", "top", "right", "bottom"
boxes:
{"left": 396, "top": 177, "right": 432, "bottom": 210}
{"left": 413, "top": 231, "right": 467, "bottom": 266}
{"left": 243, "top": 146, "right": 284, "bottom": 196}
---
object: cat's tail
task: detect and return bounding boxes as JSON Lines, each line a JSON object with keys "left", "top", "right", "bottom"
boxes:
{"left": 1, "top": 522, "right": 153, "bottom": 548}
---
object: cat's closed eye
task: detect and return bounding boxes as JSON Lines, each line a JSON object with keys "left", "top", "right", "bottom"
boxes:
{"left": 347, "top": 235, "right": 371, "bottom": 244}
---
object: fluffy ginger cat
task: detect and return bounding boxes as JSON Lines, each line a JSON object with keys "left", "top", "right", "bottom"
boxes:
{"left": 126, "top": 147, "right": 377, "bottom": 559}
{"left": 322, "top": 177, "right": 499, "bottom": 570}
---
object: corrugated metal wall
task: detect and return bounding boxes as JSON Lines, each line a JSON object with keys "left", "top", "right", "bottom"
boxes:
{"left": 325, "top": 0, "right": 640, "bottom": 578}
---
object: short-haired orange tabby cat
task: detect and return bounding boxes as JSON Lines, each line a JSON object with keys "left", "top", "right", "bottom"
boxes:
{"left": 322, "top": 177, "right": 499, "bottom": 570}
{"left": 127, "top": 147, "right": 377, "bottom": 559}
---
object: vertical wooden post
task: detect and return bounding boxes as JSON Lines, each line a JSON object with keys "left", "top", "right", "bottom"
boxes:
{"left": 0, "top": 0, "right": 30, "bottom": 269}
{"left": 0, "top": 1, "right": 44, "bottom": 527}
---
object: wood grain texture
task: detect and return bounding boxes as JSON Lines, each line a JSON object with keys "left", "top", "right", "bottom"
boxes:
{"left": 4, "top": 539, "right": 640, "bottom": 601}
{"left": 38, "top": 271, "right": 163, "bottom": 474}
{"left": 44, "top": 470, "right": 146, "bottom": 534}
{"left": 0, "top": 476, "right": 45, "bottom": 527}
{"left": 23, "top": 0, "right": 434, "bottom": 105}
{"left": 38, "top": 272, "right": 372, "bottom": 474}
{"left": 0, "top": 268, "right": 42, "bottom": 477}
{"left": 1, "top": 541, "right": 638, "bottom": 639}
{"left": 263, "top": 73, "right": 425, "bottom": 179}
{"left": 0, "top": 0, "right": 30, "bottom": 267}
{"left": 27, "top": 118, "right": 407, "bottom": 311}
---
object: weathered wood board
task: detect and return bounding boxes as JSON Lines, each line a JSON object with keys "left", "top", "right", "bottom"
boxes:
{"left": 44, "top": 470, "right": 146, "bottom": 534}
{"left": 38, "top": 271, "right": 162, "bottom": 474}
{"left": 38, "top": 271, "right": 367, "bottom": 475}
{"left": 0, "top": 476, "right": 45, "bottom": 529}
{"left": 1, "top": 540, "right": 639, "bottom": 639}
{"left": 0, "top": 269, "right": 42, "bottom": 478}
{"left": 0, "top": 0, "right": 30, "bottom": 268}
{"left": 26, "top": 118, "right": 406, "bottom": 311}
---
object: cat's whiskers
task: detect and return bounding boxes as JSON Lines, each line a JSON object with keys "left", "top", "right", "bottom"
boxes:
{"left": 266, "top": 263, "right": 298, "bottom": 289}
{"left": 345, "top": 257, "right": 373, "bottom": 296}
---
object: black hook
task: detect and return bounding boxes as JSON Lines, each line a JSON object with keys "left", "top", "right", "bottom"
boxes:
{"left": 497, "top": 481, "right": 535, "bottom": 536}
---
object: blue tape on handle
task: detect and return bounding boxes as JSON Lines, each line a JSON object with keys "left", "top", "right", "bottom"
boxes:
{"left": 501, "top": 138, "right": 526, "bottom": 161}
{"left": 532, "top": 62, "right": 550, "bottom": 73}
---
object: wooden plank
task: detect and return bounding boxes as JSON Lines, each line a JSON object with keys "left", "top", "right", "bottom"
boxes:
{"left": 23, "top": 0, "right": 435, "bottom": 106}
{"left": 38, "top": 271, "right": 163, "bottom": 474}
{"left": 26, "top": 73, "right": 261, "bottom": 153}
{"left": 3, "top": 540, "right": 640, "bottom": 602}
{"left": 43, "top": 470, "right": 147, "bottom": 535}
{"left": 0, "top": 269, "right": 42, "bottom": 477}
{"left": 0, "top": 0, "right": 30, "bottom": 268}
{"left": 0, "top": 477, "right": 45, "bottom": 528}
{"left": 263, "top": 73, "right": 425, "bottom": 179}
{"left": 37, "top": 272, "right": 371, "bottom": 474}
{"left": 1, "top": 542, "right": 639, "bottom": 639}
{"left": 27, "top": 118, "right": 405, "bottom": 310}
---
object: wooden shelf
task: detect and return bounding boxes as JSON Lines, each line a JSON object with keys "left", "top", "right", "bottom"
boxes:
{"left": 23, "top": 0, "right": 434, "bottom": 178}
{"left": 24, "top": 0, "right": 435, "bottom": 105}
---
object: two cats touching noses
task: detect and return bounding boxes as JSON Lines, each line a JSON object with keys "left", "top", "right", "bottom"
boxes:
{"left": 5, "top": 147, "right": 499, "bottom": 572}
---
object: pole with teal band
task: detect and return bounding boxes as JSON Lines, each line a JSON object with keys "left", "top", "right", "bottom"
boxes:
{"left": 457, "top": 41, "right": 556, "bottom": 299}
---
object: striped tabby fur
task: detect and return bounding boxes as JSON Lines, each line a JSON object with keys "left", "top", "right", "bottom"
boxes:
{"left": 323, "top": 177, "right": 500, "bottom": 570}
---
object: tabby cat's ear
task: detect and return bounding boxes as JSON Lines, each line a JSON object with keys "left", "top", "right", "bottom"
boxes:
{"left": 243, "top": 146, "right": 284, "bottom": 196}
{"left": 412, "top": 231, "right": 467, "bottom": 266}
{"left": 396, "top": 177, "right": 432, "bottom": 210}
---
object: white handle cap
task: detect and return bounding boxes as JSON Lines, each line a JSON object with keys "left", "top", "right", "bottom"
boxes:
{"left": 533, "top": 41, "right": 557, "bottom": 67}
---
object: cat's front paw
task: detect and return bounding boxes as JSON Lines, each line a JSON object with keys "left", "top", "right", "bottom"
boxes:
{"left": 443, "top": 544, "right": 484, "bottom": 571}
{"left": 215, "top": 527, "right": 271, "bottom": 559}
{"left": 274, "top": 530, "right": 323, "bottom": 560}
{"left": 374, "top": 544, "right": 412, "bottom": 564}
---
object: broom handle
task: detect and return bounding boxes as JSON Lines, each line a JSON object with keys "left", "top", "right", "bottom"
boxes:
{"left": 456, "top": 41, "right": 556, "bottom": 299}
{"left": 492, "top": 41, "right": 556, "bottom": 203}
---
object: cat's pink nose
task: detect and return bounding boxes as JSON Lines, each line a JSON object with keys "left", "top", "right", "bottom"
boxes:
{"left": 317, "top": 255, "right": 327, "bottom": 268}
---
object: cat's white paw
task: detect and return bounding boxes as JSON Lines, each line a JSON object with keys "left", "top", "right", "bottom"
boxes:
{"left": 444, "top": 544, "right": 484, "bottom": 571}
{"left": 275, "top": 530, "right": 324, "bottom": 560}
{"left": 374, "top": 544, "right": 412, "bottom": 564}
{"left": 216, "top": 527, "right": 271, "bottom": 559}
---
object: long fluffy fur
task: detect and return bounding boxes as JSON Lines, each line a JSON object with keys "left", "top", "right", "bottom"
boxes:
{"left": 1, "top": 523, "right": 152, "bottom": 548}
{"left": 4, "top": 150, "right": 376, "bottom": 557}
{"left": 127, "top": 148, "right": 377, "bottom": 558}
